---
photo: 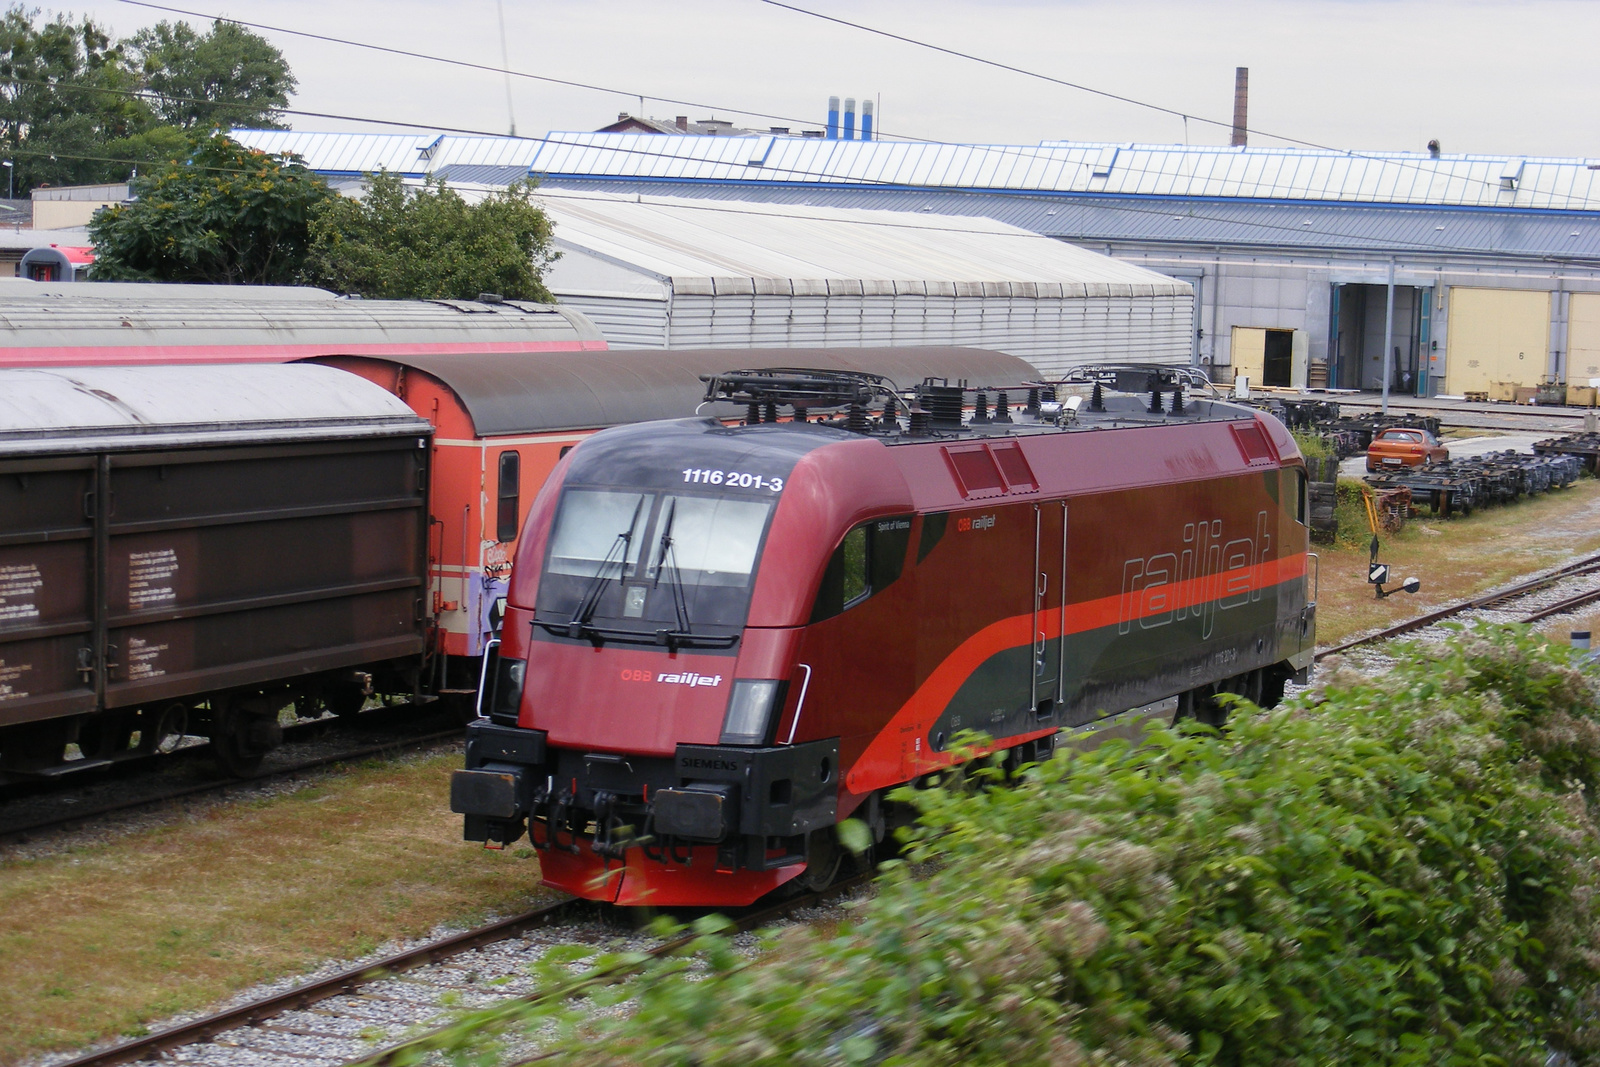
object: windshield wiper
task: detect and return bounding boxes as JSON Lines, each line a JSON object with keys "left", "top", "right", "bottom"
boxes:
{"left": 564, "top": 495, "right": 645, "bottom": 639}
{"left": 652, "top": 498, "right": 692, "bottom": 639}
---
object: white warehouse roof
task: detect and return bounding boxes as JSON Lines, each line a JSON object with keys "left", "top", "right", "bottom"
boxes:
{"left": 533, "top": 191, "right": 1187, "bottom": 291}
{"left": 481, "top": 191, "right": 1194, "bottom": 370}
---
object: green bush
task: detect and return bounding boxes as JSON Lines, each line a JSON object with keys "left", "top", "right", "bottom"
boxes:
{"left": 1334, "top": 477, "right": 1376, "bottom": 547}
{"left": 1291, "top": 430, "right": 1334, "bottom": 462}
{"left": 428, "top": 628, "right": 1600, "bottom": 1066}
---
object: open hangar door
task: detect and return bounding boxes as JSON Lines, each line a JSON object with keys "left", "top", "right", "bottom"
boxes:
{"left": 1443, "top": 287, "right": 1550, "bottom": 396}
{"left": 1568, "top": 292, "right": 1600, "bottom": 387}
{"left": 1229, "top": 326, "right": 1305, "bottom": 388}
{"left": 1328, "top": 283, "right": 1428, "bottom": 394}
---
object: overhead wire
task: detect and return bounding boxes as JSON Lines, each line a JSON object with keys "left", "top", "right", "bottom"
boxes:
{"left": 10, "top": 73, "right": 1592, "bottom": 262}
{"left": 752, "top": 0, "right": 1533, "bottom": 202}
{"left": 10, "top": 13, "right": 1589, "bottom": 258}
{"left": 112, "top": 0, "right": 1575, "bottom": 208}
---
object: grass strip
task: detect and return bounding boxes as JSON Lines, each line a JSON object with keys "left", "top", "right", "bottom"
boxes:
{"left": 0, "top": 752, "right": 552, "bottom": 1061}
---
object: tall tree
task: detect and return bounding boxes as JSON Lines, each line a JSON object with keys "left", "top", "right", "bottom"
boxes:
{"left": 0, "top": 7, "right": 149, "bottom": 191}
{"left": 125, "top": 20, "right": 293, "bottom": 130}
{"left": 88, "top": 132, "right": 333, "bottom": 284}
{"left": 303, "top": 172, "right": 558, "bottom": 302}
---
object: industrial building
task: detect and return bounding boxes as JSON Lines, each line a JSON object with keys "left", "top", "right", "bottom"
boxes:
{"left": 234, "top": 128, "right": 1600, "bottom": 398}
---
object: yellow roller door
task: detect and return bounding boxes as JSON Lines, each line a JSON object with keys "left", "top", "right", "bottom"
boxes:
{"left": 1230, "top": 326, "right": 1266, "bottom": 386}
{"left": 1445, "top": 287, "right": 1550, "bottom": 395}
{"left": 1569, "top": 293, "right": 1600, "bottom": 384}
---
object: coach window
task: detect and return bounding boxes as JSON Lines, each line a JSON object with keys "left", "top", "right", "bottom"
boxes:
{"left": 496, "top": 451, "right": 521, "bottom": 542}
{"left": 810, "top": 515, "right": 913, "bottom": 622}
{"left": 1294, "top": 469, "right": 1308, "bottom": 525}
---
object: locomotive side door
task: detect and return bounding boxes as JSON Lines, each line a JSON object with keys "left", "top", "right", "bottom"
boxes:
{"left": 1032, "top": 500, "right": 1068, "bottom": 719}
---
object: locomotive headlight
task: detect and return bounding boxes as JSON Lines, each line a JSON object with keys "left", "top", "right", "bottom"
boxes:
{"left": 488, "top": 656, "right": 526, "bottom": 726}
{"left": 721, "top": 679, "right": 781, "bottom": 745}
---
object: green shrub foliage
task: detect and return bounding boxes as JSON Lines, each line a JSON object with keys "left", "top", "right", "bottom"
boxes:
{"left": 428, "top": 627, "right": 1600, "bottom": 1066}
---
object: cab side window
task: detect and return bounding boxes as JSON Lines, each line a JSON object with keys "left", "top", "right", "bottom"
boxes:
{"left": 1294, "top": 469, "right": 1308, "bottom": 525}
{"left": 810, "top": 515, "right": 912, "bottom": 622}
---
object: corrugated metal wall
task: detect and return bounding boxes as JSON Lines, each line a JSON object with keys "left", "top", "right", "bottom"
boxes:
{"left": 555, "top": 295, "right": 670, "bottom": 349}
{"left": 559, "top": 279, "right": 1192, "bottom": 371}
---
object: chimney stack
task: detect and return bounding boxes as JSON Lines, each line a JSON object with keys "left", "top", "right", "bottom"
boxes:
{"left": 827, "top": 96, "right": 840, "bottom": 139}
{"left": 676, "top": 115, "right": 688, "bottom": 132}
{"left": 843, "top": 97, "right": 857, "bottom": 140}
{"left": 1231, "top": 67, "right": 1248, "bottom": 147}
{"left": 861, "top": 99, "right": 873, "bottom": 142}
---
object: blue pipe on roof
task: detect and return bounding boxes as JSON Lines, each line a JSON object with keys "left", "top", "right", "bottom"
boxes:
{"left": 843, "top": 97, "right": 856, "bottom": 141}
{"left": 861, "top": 100, "right": 873, "bottom": 142}
{"left": 827, "top": 96, "right": 839, "bottom": 140}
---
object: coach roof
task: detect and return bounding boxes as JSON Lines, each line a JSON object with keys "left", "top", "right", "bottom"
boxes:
{"left": 375, "top": 346, "right": 1041, "bottom": 436}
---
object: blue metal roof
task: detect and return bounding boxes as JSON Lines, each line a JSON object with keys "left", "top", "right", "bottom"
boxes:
{"left": 234, "top": 130, "right": 1600, "bottom": 212}
{"left": 532, "top": 182, "right": 1600, "bottom": 263}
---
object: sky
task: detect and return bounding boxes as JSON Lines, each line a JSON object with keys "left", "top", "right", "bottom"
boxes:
{"left": 52, "top": 0, "right": 1600, "bottom": 159}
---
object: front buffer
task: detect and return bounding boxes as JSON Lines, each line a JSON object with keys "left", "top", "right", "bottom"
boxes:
{"left": 451, "top": 720, "right": 839, "bottom": 906}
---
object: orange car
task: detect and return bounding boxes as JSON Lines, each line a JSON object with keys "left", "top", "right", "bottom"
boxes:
{"left": 1366, "top": 427, "right": 1449, "bottom": 472}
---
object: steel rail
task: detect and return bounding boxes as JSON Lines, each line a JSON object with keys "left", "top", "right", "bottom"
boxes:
{"left": 1518, "top": 586, "right": 1600, "bottom": 625}
{"left": 354, "top": 871, "right": 879, "bottom": 1067}
{"left": 47, "top": 896, "right": 585, "bottom": 1067}
{"left": 0, "top": 726, "right": 464, "bottom": 846}
{"left": 1317, "top": 550, "right": 1600, "bottom": 660}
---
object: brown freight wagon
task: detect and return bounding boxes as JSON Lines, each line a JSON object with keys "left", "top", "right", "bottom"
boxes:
{"left": 0, "top": 363, "right": 433, "bottom": 778}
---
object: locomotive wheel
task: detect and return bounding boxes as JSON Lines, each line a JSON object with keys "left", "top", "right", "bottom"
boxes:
{"left": 796, "top": 827, "right": 843, "bottom": 892}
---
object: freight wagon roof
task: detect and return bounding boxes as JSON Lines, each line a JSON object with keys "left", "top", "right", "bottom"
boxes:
{"left": 382, "top": 346, "right": 1041, "bottom": 436}
{"left": 0, "top": 364, "right": 432, "bottom": 455}
{"left": 0, "top": 282, "right": 604, "bottom": 366}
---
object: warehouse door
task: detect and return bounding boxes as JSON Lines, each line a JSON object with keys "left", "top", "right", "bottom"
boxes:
{"left": 1331, "top": 283, "right": 1425, "bottom": 393}
{"left": 1568, "top": 293, "right": 1600, "bottom": 386}
{"left": 1445, "top": 287, "right": 1550, "bottom": 395}
{"left": 1231, "top": 327, "right": 1293, "bottom": 388}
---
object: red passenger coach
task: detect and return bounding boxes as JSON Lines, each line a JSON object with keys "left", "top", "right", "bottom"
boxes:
{"left": 453, "top": 368, "right": 1318, "bottom": 906}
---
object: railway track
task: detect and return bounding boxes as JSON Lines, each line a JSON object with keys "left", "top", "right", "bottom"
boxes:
{"left": 0, "top": 716, "right": 465, "bottom": 848}
{"left": 1317, "top": 549, "right": 1600, "bottom": 661}
{"left": 50, "top": 872, "right": 874, "bottom": 1067}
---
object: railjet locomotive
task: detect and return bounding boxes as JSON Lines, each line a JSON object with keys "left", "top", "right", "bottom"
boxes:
{"left": 452, "top": 368, "right": 1317, "bottom": 905}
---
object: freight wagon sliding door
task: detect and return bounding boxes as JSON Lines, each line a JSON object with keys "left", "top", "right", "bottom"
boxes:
{"left": 0, "top": 456, "right": 98, "bottom": 730}
{"left": 1445, "top": 287, "right": 1551, "bottom": 395}
{"left": 99, "top": 439, "right": 429, "bottom": 710}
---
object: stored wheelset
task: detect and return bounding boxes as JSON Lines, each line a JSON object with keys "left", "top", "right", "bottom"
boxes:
{"left": 454, "top": 368, "right": 1318, "bottom": 906}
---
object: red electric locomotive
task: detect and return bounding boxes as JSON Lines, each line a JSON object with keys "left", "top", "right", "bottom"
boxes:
{"left": 452, "top": 368, "right": 1317, "bottom": 906}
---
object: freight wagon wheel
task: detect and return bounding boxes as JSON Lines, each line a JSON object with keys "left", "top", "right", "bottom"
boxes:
{"left": 322, "top": 682, "right": 368, "bottom": 718}
{"left": 0, "top": 720, "right": 72, "bottom": 772}
{"left": 144, "top": 703, "right": 189, "bottom": 755}
{"left": 207, "top": 694, "right": 283, "bottom": 777}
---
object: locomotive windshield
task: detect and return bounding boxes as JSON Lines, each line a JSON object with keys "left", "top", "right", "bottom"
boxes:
{"left": 536, "top": 486, "right": 774, "bottom": 641}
